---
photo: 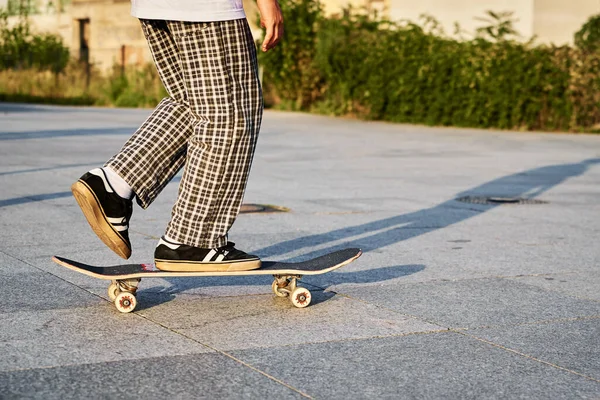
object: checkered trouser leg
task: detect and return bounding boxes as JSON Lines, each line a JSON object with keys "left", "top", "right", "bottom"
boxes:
{"left": 105, "top": 19, "right": 263, "bottom": 248}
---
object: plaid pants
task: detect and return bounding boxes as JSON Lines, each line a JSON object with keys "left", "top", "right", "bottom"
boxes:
{"left": 105, "top": 19, "right": 263, "bottom": 248}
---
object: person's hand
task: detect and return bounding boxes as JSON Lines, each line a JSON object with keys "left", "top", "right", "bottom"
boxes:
{"left": 257, "top": 0, "right": 284, "bottom": 52}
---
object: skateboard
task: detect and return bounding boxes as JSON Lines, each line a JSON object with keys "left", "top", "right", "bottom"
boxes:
{"left": 52, "top": 248, "right": 362, "bottom": 313}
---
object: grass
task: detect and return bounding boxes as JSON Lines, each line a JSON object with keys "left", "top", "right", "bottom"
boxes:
{"left": 0, "top": 62, "right": 166, "bottom": 108}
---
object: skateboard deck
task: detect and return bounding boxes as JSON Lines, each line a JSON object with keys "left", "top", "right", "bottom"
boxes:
{"left": 52, "top": 248, "right": 361, "bottom": 312}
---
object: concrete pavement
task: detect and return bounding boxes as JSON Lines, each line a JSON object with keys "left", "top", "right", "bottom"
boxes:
{"left": 0, "top": 102, "right": 599, "bottom": 399}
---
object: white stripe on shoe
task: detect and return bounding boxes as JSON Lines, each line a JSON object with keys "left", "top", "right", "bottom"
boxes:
{"left": 158, "top": 237, "right": 180, "bottom": 250}
{"left": 203, "top": 249, "right": 217, "bottom": 262}
{"left": 106, "top": 216, "right": 128, "bottom": 232}
{"left": 107, "top": 217, "right": 127, "bottom": 224}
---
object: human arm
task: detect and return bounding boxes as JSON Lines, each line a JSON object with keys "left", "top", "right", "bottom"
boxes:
{"left": 256, "top": 0, "right": 284, "bottom": 52}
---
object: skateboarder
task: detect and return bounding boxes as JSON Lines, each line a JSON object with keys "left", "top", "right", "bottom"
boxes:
{"left": 71, "top": 0, "right": 284, "bottom": 272}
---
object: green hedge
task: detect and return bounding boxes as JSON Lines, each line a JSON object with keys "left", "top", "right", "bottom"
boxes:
{"left": 259, "top": 0, "right": 600, "bottom": 132}
{"left": 0, "top": 12, "right": 69, "bottom": 73}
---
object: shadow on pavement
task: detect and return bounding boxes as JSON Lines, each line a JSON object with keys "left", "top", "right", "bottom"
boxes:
{"left": 255, "top": 158, "right": 600, "bottom": 261}
{"left": 137, "top": 263, "right": 425, "bottom": 310}
{"left": 136, "top": 289, "right": 343, "bottom": 310}
{"left": 0, "top": 162, "right": 102, "bottom": 177}
{"left": 0, "top": 103, "right": 57, "bottom": 113}
{"left": 8, "top": 151, "right": 599, "bottom": 308}
{"left": 0, "top": 191, "right": 72, "bottom": 208}
{"left": 0, "top": 127, "right": 134, "bottom": 141}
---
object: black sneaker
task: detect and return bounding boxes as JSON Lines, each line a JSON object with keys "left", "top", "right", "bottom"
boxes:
{"left": 154, "top": 238, "right": 261, "bottom": 272}
{"left": 71, "top": 168, "right": 133, "bottom": 259}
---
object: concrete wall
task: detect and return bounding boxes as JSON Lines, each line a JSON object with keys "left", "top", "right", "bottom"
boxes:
{"left": 11, "top": 13, "right": 73, "bottom": 46}
{"left": 9, "top": 0, "right": 599, "bottom": 72}
{"left": 70, "top": 0, "right": 150, "bottom": 71}
{"left": 321, "top": 0, "right": 368, "bottom": 16}
{"left": 388, "top": 0, "right": 535, "bottom": 39}
{"left": 11, "top": 0, "right": 264, "bottom": 72}
{"left": 5, "top": 0, "right": 150, "bottom": 72}
{"left": 533, "top": 0, "right": 600, "bottom": 45}
{"left": 384, "top": 0, "right": 599, "bottom": 44}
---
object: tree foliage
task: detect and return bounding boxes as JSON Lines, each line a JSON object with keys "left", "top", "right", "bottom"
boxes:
{"left": 258, "top": 2, "right": 600, "bottom": 132}
{"left": 575, "top": 14, "right": 600, "bottom": 53}
{"left": 0, "top": 10, "right": 69, "bottom": 73}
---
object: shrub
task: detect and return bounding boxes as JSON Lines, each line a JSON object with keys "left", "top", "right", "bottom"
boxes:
{"left": 0, "top": 11, "right": 69, "bottom": 73}
{"left": 258, "top": 0, "right": 322, "bottom": 109}
{"left": 575, "top": 14, "right": 600, "bottom": 53}
{"left": 102, "top": 64, "right": 167, "bottom": 108}
{"left": 258, "top": 2, "right": 600, "bottom": 132}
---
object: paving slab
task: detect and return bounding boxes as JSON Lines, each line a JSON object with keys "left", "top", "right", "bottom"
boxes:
{"left": 510, "top": 272, "right": 600, "bottom": 301}
{"left": 232, "top": 205, "right": 598, "bottom": 287}
{"left": 0, "top": 307, "right": 211, "bottom": 371}
{"left": 137, "top": 291, "right": 443, "bottom": 351}
{"left": 336, "top": 278, "right": 600, "bottom": 329}
{"left": 469, "top": 318, "right": 600, "bottom": 381}
{"left": 0, "top": 271, "right": 101, "bottom": 313}
{"left": 0, "top": 353, "right": 304, "bottom": 399}
{"left": 0, "top": 196, "right": 78, "bottom": 225}
{"left": 0, "top": 251, "right": 39, "bottom": 276}
{"left": 1, "top": 103, "right": 600, "bottom": 398}
{"left": 231, "top": 332, "right": 600, "bottom": 399}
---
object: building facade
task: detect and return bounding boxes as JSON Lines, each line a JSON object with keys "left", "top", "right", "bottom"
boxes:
{"left": 2, "top": 0, "right": 260, "bottom": 71}
{"left": 386, "top": 0, "right": 600, "bottom": 44}
{"left": 2, "top": 0, "right": 598, "bottom": 71}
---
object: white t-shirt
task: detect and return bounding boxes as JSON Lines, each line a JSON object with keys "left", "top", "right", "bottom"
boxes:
{"left": 131, "top": 0, "right": 246, "bottom": 22}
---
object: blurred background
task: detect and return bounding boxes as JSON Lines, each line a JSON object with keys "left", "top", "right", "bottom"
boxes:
{"left": 1, "top": 0, "right": 600, "bottom": 132}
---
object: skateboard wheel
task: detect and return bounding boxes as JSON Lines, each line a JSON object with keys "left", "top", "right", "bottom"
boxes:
{"left": 114, "top": 291, "right": 137, "bottom": 313}
{"left": 290, "top": 287, "right": 311, "bottom": 308}
{"left": 107, "top": 282, "right": 120, "bottom": 301}
{"left": 272, "top": 280, "right": 288, "bottom": 297}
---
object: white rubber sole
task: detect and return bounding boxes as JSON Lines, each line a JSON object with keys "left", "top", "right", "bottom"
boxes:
{"left": 71, "top": 180, "right": 131, "bottom": 259}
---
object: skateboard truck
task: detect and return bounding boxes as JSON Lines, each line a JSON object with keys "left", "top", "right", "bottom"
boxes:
{"left": 104, "top": 274, "right": 314, "bottom": 313}
{"left": 272, "top": 274, "right": 312, "bottom": 308}
{"left": 107, "top": 278, "right": 141, "bottom": 313}
{"left": 106, "top": 275, "right": 312, "bottom": 313}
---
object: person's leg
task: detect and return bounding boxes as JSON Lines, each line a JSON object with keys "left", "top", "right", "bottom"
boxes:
{"left": 72, "top": 20, "right": 194, "bottom": 259}
{"left": 105, "top": 19, "right": 195, "bottom": 208}
{"left": 163, "top": 19, "right": 262, "bottom": 248}
{"left": 72, "top": 18, "right": 262, "bottom": 268}
{"left": 154, "top": 19, "right": 263, "bottom": 271}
